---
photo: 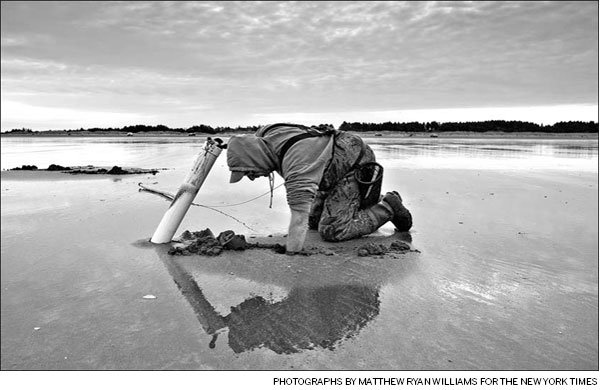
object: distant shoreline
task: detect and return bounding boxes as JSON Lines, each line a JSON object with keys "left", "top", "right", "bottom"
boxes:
{"left": 1, "top": 131, "right": 598, "bottom": 140}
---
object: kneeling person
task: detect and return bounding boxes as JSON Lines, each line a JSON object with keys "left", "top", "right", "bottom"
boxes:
{"left": 226, "top": 123, "right": 412, "bottom": 254}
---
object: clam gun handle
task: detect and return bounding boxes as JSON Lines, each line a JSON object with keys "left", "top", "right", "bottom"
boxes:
{"left": 151, "top": 137, "right": 225, "bottom": 244}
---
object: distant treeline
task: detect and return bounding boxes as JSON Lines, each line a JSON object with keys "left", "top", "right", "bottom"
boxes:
{"left": 2, "top": 124, "right": 263, "bottom": 134}
{"left": 3, "top": 120, "right": 598, "bottom": 134}
{"left": 339, "top": 120, "right": 598, "bottom": 133}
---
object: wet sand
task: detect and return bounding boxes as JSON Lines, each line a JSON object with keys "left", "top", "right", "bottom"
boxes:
{"left": 0, "top": 142, "right": 597, "bottom": 370}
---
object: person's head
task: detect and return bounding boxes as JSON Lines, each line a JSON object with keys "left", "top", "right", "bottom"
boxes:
{"left": 227, "top": 135, "right": 278, "bottom": 183}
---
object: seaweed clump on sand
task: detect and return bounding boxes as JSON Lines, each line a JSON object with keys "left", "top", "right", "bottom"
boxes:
{"left": 10, "top": 165, "right": 39, "bottom": 171}
{"left": 8, "top": 164, "right": 158, "bottom": 175}
{"left": 47, "top": 164, "right": 71, "bottom": 171}
{"left": 106, "top": 166, "right": 129, "bottom": 174}
{"left": 168, "top": 229, "right": 248, "bottom": 256}
{"left": 66, "top": 165, "right": 158, "bottom": 175}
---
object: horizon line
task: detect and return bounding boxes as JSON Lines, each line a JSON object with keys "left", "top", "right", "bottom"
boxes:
{"left": 2, "top": 119, "right": 599, "bottom": 134}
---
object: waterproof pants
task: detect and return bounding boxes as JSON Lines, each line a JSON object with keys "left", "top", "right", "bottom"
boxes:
{"left": 309, "top": 133, "right": 382, "bottom": 242}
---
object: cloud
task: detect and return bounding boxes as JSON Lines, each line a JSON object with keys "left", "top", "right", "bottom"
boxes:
{"left": 1, "top": 1, "right": 597, "bottom": 128}
{"left": 1, "top": 100, "right": 153, "bottom": 130}
{"left": 1, "top": 36, "right": 28, "bottom": 47}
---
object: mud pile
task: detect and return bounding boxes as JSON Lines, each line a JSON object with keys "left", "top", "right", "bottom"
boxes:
{"left": 356, "top": 240, "right": 415, "bottom": 257}
{"left": 168, "top": 229, "right": 301, "bottom": 256}
{"left": 168, "top": 229, "right": 249, "bottom": 256}
{"left": 167, "top": 228, "right": 418, "bottom": 258}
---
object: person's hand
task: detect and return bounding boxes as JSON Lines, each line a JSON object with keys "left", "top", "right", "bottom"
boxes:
{"left": 286, "top": 209, "right": 309, "bottom": 252}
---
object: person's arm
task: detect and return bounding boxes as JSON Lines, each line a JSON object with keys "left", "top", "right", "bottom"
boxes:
{"left": 286, "top": 208, "right": 309, "bottom": 254}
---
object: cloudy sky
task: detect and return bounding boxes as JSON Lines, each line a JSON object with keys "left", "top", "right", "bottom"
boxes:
{"left": 1, "top": 1, "right": 598, "bottom": 130}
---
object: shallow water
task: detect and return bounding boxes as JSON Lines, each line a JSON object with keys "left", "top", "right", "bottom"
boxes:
{"left": 1, "top": 135, "right": 598, "bottom": 370}
{"left": 2, "top": 136, "right": 598, "bottom": 172}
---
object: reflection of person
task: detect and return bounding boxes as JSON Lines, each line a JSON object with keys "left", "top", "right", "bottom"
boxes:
{"left": 158, "top": 248, "right": 382, "bottom": 355}
{"left": 224, "top": 285, "right": 380, "bottom": 354}
{"left": 227, "top": 123, "right": 412, "bottom": 254}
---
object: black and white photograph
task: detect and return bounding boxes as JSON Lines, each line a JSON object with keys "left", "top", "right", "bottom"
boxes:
{"left": 1, "top": 0, "right": 598, "bottom": 386}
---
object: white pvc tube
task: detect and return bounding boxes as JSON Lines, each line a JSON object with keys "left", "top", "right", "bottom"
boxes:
{"left": 151, "top": 137, "right": 224, "bottom": 244}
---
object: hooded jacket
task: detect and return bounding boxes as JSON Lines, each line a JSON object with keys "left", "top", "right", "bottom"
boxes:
{"left": 227, "top": 125, "right": 335, "bottom": 213}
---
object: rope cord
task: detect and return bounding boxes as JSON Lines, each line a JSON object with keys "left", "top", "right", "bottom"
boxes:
{"left": 138, "top": 182, "right": 260, "bottom": 232}
{"left": 138, "top": 181, "right": 285, "bottom": 232}
{"left": 205, "top": 181, "right": 284, "bottom": 208}
{"left": 196, "top": 204, "right": 258, "bottom": 232}
{"left": 138, "top": 182, "right": 284, "bottom": 208}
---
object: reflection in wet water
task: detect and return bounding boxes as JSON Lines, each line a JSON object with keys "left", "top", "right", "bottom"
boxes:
{"left": 158, "top": 247, "right": 380, "bottom": 355}
{"left": 374, "top": 140, "right": 598, "bottom": 159}
{"left": 368, "top": 139, "right": 598, "bottom": 171}
{"left": 225, "top": 284, "right": 379, "bottom": 354}
{"left": 1, "top": 137, "right": 597, "bottom": 172}
{"left": 0, "top": 136, "right": 206, "bottom": 171}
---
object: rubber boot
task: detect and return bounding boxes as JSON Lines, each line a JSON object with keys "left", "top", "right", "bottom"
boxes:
{"left": 382, "top": 191, "right": 412, "bottom": 231}
{"left": 366, "top": 202, "right": 395, "bottom": 229}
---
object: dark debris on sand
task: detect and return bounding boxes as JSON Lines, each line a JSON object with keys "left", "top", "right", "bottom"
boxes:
{"left": 9, "top": 164, "right": 39, "bottom": 171}
{"left": 67, "top": 165, "right": 158, "bottom": 175}
{"left": 9, "top": 164, "right": 158, "bottom": 175}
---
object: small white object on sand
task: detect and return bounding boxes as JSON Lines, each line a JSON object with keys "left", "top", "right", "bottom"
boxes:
{"left": 142, "top": 294, "right": 157, "bottom": 300}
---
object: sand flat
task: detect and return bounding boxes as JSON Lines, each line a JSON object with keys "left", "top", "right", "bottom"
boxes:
{"left": 1, "top": 137, "right": 597, "bottom": 370}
